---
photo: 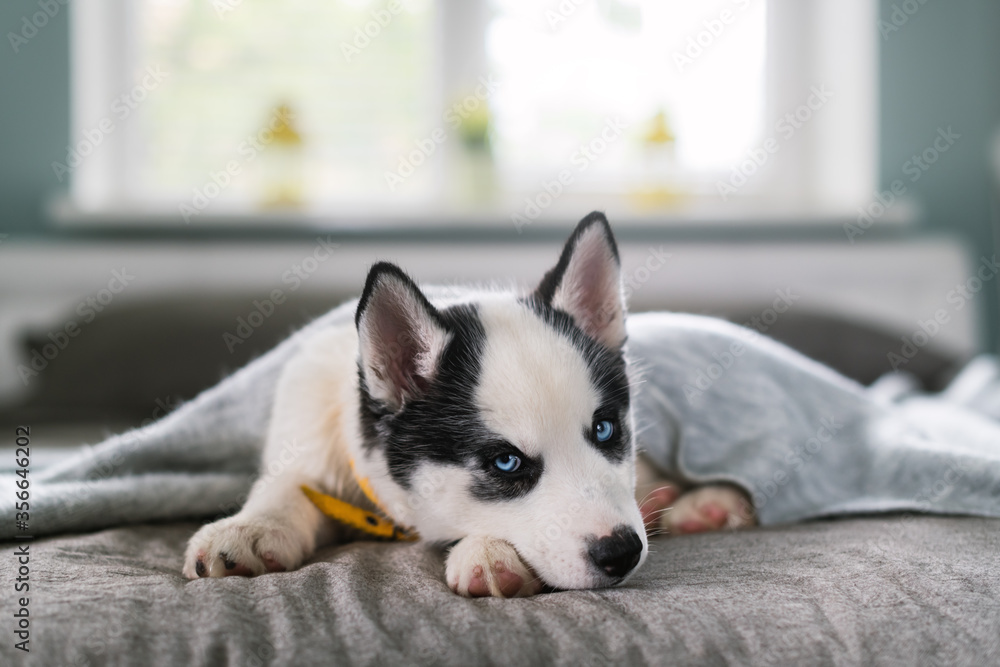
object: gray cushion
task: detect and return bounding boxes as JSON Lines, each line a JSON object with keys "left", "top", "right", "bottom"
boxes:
{"left": 3, "top": 516, "right": 998, "bottom": 665}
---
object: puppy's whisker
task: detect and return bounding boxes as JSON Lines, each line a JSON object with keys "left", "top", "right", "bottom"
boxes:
{"left": 644, "top": 507, "right": 674, "bottom": 516}
{"left": 636, "top": 487, "right": 678, "bottom": 507}
{"left": 636, "top": 489, "right": 661, "bottom": 506}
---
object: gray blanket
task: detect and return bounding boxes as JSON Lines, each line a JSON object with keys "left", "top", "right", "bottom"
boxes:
{"left": 4, "top": 292, "right": 1000, "bottom": 540}
{"left": 1, "top": 516, "right": 998, "bottom": 665}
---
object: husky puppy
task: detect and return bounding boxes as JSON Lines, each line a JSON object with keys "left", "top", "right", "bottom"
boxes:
{"left": 183, "top": 212, "right": 753, "bottom": 596}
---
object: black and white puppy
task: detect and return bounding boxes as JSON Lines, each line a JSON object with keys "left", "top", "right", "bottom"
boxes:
{"left": 183, "top": 213, "right": 753, "bottom": 596}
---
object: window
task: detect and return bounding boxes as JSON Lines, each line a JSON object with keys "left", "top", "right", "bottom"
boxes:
{"left": 488, "top": 0, "right": 766, "bottom": 189}
{"left": 67, "top": 0, "right": 876, "bottom": 223}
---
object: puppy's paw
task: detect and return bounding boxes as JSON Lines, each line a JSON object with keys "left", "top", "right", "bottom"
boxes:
{"left": 660, "top": 485, "right": 756, "bottom": 536}
{"left": 446, "top": 536, "right": 543, "bottom": 598}
{"left": 183, "top": 514, "right": 312, "bottom": 579}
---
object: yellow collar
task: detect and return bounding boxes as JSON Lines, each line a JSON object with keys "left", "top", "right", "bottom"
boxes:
{"left": 300, "top": 459, "right": 418, "bottom": 541}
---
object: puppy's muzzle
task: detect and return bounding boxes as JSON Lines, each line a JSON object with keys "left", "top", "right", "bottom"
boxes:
{"left": 588, "top": 525, "right": 643, "bottom": 580}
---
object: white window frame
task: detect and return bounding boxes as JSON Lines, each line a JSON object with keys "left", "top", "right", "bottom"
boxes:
{"left": 70, "top": 0, "right": 135, "bottom": 212}
{"left": 65, "top": 0, "right": 879, "bottom": 224}
{"left": 760, "top": 0, "right": 879, "bottom": 214}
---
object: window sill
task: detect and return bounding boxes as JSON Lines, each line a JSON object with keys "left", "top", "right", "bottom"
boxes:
{"left": 45, "top": 193, "right": 919, "bottom": 243}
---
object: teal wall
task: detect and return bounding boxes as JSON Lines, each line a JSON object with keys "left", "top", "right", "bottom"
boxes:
{"left": 879, "top": 0, "right": 1000, "bottom": 351}
{"left": 1, "top": 1, "right": 1000, "bottom": 343}
{"left": 0, "top": 1, "right": 70, "bottom": 233}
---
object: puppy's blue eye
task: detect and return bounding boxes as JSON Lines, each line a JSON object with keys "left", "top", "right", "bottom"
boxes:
{"left": 494, "top": 453, "right": 521, "bottom": 473}
{"left": 595, "top": 420, "right": 615, "bottom": 442}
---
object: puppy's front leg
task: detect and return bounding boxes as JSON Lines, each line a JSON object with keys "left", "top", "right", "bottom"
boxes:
{"left": 183, "top": 325, "right": 361, "bottom": 579}
{"left": 183, "top": 475, "right": 327, "bottom": 578}
{"left": 446, "top": 536, "right": 544, "bottom": 598}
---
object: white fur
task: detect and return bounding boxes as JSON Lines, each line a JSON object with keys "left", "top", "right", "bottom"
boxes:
{"left": 445, "top": 535, "right": 542, "bottom": 597}
{"left": 184, "top": 326, "right": 361, "bottom": 577}
{"left": 471, "top": 298, "right": 646, "bottom": 588}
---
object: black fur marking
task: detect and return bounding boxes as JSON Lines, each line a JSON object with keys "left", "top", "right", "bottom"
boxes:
{"left": 535, "top": 211, "right": 620, "bottom": 306}
{"left": 523, "top": 299, "right": 632, "bottom": 463}
{"left": 358, "top": 302, "right": 545, "bottom": 499}
{"left": 355, "top": 261, "right": 446, "bottom": 329}
{"left": 527, "top": 211, "right": 631, "bottom": 462}
{"left": 469, "top": 441, "right": 544, "bottom": 502}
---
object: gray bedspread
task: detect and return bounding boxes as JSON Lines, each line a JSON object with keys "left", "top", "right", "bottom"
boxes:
{"left": 2, "top": 516, "right": 999, "bottom": 666}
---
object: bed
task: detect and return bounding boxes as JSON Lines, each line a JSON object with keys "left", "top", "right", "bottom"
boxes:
{"left": 3, "top": 515, "right": 998, "bottom": 665}
{"left": 2, "top": 296, "right": 998, "bottom": 666}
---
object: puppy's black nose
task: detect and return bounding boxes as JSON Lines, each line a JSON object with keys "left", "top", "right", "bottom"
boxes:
{"left": 588, "top": 525, "right": 643, "bottom": 579}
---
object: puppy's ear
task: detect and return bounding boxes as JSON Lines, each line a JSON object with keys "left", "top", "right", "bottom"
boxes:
{"left": 356, "top": 263, "right": 450, "bottom": 409}
{"left": 534, "top": 211, "right": 626, "bottom": 349}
